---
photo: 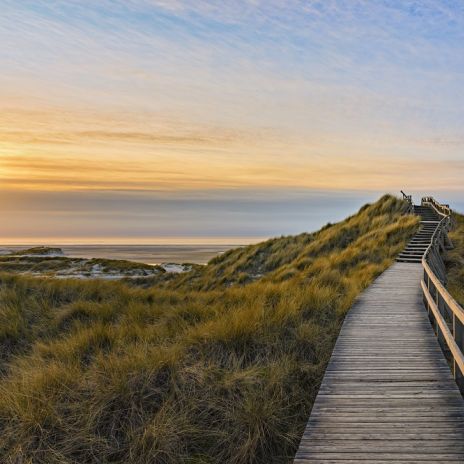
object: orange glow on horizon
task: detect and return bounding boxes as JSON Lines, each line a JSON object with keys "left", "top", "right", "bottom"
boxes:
{"left": 0, "top": 236, "right": 264, "bottom": 246}
{"left": 1, "top": 103, "right": 463, "bottom": 194}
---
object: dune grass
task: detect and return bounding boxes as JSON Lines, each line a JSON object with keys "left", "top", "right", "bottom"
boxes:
{"left": 0, "top": 254, "right": 165, "bottom": 278}
{"left": 0, "top": 195, "right": 418, "bottom": 463}
{"left": 445, "top": 211, "right": 464, "bottom": 307}
{"left": 9, "top": 246, "right": 64, "bottom": 256}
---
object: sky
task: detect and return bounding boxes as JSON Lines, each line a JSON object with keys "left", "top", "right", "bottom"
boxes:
{"left": 1, "top": 1, "right": 464, "bottom": 244}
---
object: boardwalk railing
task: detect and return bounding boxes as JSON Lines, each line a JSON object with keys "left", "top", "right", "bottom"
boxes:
{"left": 422, "top": 196, "right": 452, "bottom": 217}
{"left": 293, "top": 194, "right": 464, "bottom": 462}
{"left": 421, "top": 196, "right": 464, "bottom": 393}
{"left": 401, "top": 190, "right": 413, "bottom": 213}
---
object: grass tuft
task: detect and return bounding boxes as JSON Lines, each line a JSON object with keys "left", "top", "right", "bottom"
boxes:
{"left": 0, "top": 195, "right": 419, "bottom": 463}
{"left": 445, "top": 211, "right": 464, "bottom": 307}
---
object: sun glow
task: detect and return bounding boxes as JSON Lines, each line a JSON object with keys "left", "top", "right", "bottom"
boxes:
{"left": 1, "top": 1, "right": 464, "bottom": 243}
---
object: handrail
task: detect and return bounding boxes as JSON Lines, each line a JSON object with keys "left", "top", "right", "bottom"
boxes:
{"left": 421, "top": 280, "right": 464, "bottom": 377}
{"left": 422, "top": 196, "right": 452, "bottom": 217}
{"left": 420, "top": 196, "right": 464, "bottom": 393}
{"left": 401, "top": 190, "right": 413, "bottom": 214}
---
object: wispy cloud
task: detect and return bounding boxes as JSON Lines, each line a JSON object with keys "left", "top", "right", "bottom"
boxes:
{"left": 1, "top": 1, "right": 464, "bottom": 240}
{"left": 0, "top": 186, "right": 385, "bottom": 243}
{"left": 2, "top": 149, "right": 463, "bottom": 193}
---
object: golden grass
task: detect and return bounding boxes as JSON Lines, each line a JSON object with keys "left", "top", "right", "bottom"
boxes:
{"left": 445, "top": 211, "right": 464, "bottom": 307}
{"left": 0, "top": 255, "right": 165, "bottom": 277}
{"left": 0, "top": 195, "right": 419, "bottom": 463}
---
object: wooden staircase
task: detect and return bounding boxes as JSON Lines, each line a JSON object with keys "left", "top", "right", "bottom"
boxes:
{"left": 396, "top": 205, "right": 440, "bottom": 263}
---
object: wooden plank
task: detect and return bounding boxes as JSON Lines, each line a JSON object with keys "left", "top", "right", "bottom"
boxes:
{"left": 295, "top": 453, "right": 464, "bottom": 462}
{"left": 293, "top": 262, "right": 464, "bottom": 463}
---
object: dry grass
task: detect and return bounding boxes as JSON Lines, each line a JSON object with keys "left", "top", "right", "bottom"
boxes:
{"left": 9, "top": 246, "right": 64, "bottom": 256}
{"left": 445, "top": 211, "right": 464, "bottom": 307}
{"left": 0, "top": 195, "right": 418, "bottom": 463}
{"left": 0, "top": 255, "right": 165, "bottom": 278}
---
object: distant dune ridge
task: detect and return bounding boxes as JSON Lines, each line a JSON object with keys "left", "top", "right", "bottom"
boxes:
{"left": 0, "top": 248, "right": 167, "bottom": 279}
{"left": 10, "top": 246, "right": 65, "bottom": 257}
{"left": 0, "top": 195, "right": 420, "bottom": 463}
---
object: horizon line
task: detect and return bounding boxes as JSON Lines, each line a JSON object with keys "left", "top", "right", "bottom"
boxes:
{"left": 0, "top": 236, "right": 269, "bottom": 246}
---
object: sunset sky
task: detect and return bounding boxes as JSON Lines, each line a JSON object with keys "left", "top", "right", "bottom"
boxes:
{"left": 1, "top": 1, "right": 464, "bottom": 243}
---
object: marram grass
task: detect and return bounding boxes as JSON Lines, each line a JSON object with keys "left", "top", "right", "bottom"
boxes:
{"left": 445, "top": 211, "right": 464, "bottom": 307}
{"left": 0, "top": 195, "right": 419, "bottom": 463}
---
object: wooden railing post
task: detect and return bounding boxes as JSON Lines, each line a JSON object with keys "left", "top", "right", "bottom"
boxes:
{"left": 420, "top": 196, "right": 464, "bottom": 395}
{"left": 426, "top": 270, "right": 431, "bottom": 319}
{"left": 436, "top": 291, "right": 444, "bottom": 349}
{"left": 400, "top": 191, "right": 413, "bottom": 214}
{"left": 455, "top": 316, "right": 464, "bottom": 392}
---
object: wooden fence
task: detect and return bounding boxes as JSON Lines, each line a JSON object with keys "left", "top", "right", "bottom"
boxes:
{"left": 401, "top": 190, "right": 414, "bottom": 213}
{"left": 421, "top": 197, "right": 464, "bottom": 393}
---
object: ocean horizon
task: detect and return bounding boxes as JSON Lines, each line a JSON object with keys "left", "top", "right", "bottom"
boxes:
{"left": 0, "top": 243, "right": 253, "bottom": 265}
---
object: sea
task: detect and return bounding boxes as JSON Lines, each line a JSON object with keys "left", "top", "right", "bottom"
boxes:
{"left": 0, "top": 244, "right": 243, "bottom": 265}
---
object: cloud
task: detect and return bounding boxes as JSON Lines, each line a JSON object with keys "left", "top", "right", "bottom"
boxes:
{"left": 2, "top": 183, "right": 463, "bottom": 244}
{"left": 0, "top": 130, "right": 242, "bottom": 146}
{"left": 417, "top": 136, "right": 464, "bottom": 148}
{"left": 0, "top": 2, "right": 463, "bottom": 197}
{"left": 2, "top": 149, "right": 463, "bottom": 193}
{"left": 0, "top": 186, "right": 382, "bottom": 242}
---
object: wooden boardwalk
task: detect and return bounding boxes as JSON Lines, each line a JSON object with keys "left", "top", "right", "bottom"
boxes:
{"left": 294, "top": 262, "right": 464, "bottom": 463}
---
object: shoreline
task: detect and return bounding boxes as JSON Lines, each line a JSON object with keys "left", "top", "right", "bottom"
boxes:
{"left": 0, "top": 243, "right": 245, "bottom": 266}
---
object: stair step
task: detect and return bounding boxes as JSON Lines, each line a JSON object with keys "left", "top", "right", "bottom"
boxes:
{"left": 400, "top": 204, "right": 443, "bottom": 262}
{"left": 396, "top": 257, "right": 422, "bottom": 263}
{"left": 397, "top": 205, "right": 441, "bottom": 262}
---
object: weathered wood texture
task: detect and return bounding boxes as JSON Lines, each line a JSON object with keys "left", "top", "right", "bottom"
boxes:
{"left": 294, "top": 263, "right": 464, "bottom": 463}
{"left": 420, "top": 198, "right": 464, "bottom": 392}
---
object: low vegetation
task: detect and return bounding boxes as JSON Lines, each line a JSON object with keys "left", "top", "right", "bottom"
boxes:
{"left": 0, "top": 252, "right": 165, "bottom": 279}
{"left": 9, "top": 246, "right": 64, "bottom": 256}
{"left": 445, "top": 211, "right": 464, "bottom": 307}
{"left": 0, "top": 195, "right": 418, "bottom": 463}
